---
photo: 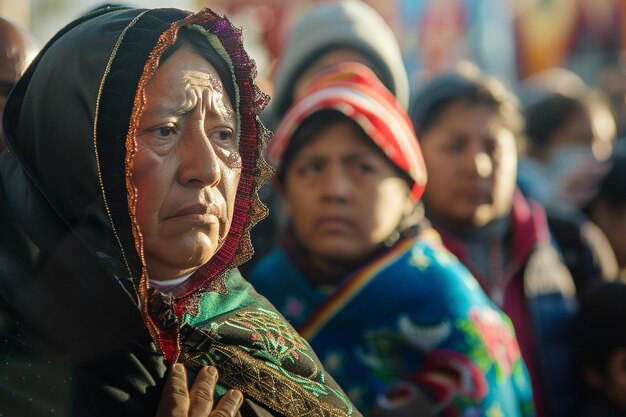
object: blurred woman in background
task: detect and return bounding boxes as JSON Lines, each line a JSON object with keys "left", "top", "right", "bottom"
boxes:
{"left": 251, "top": 63, "right": 534, "bottom": 417}
{"left": 410, "top": 68, "right": 578, "bottom": 417}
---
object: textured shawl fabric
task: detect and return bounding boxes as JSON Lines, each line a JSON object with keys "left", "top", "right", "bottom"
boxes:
{"left": 0, "top": 7, "right": 357, "bottom": 417}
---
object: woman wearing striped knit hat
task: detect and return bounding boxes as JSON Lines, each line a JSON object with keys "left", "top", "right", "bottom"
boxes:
{"left": 249, "top": 63, "right": 535, "bottom": 417}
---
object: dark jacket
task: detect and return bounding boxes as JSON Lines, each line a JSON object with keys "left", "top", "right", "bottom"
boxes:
{"left": 546, "top": 207, "right": 618, "bottom": 297}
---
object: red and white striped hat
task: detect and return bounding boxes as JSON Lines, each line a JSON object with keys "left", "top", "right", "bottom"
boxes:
{"left": 266, "top": 62, "right": 427, "bottom": 201}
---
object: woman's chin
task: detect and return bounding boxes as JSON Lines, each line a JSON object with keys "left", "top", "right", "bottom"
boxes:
{"left": 310, "top": 241, "right": 376, "bottom": 265}
{"left": 145, "top": 245, "right": 218, "bottom": 281}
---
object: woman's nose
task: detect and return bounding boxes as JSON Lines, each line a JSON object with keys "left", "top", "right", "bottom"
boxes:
{"left": 178, "top": 129, "right": 221, "bottom": 187}
{"left": 320, "top": 165, "right": 353, "bottom": 201}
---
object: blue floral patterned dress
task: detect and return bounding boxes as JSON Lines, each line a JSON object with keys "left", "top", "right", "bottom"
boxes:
{"left": 249, "top": 229, "right": 535, "bottom": 416}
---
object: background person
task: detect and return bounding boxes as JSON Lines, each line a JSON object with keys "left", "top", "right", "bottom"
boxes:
{"left": 251, "top": 63, "right": 534, "bottom": 417}
{"left": 244, "top": 0, "right": 411, "bottom": 278}
{"left": 518, "top": 80, "right": 619, "bottom": 295}
{"left": 266, "top": 0, "right": 409, "bottom": 129}
{"left": 410, "top": 67, "right": 579, "bottom": 417}
{"left": 0, "top": 16, "right": 38, "bottom": 151}
{"left": 519, "top": 86, "right": 615, "bottom": 210}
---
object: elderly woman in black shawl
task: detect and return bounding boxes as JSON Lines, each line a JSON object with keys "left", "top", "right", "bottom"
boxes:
{"left": 0, "top": 6, "right": 357, "bottom": 417}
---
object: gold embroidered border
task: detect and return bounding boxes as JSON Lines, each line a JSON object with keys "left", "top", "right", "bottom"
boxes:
{"left": 92, "top": 10, "right": 150, "bottom": 306}
{"left": 124, "top": 15, "right": 185, "bottom": 363}
{"left": 195, "top": 342, "right": 353, "bottom": 417}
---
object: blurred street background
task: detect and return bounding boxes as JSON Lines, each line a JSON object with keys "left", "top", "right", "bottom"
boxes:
{"left": 1, "top": 0, "right": 624, "bottom": 103}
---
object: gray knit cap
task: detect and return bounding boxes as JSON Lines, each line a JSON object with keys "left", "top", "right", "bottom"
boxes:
{"left": 271, "top": 0, "right": 409, "bottom": 121}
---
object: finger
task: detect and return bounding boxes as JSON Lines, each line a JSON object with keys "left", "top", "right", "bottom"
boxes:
{"left": 188, "top": 366, "right": 218, "bottom": 417}
{"left": 155, "top": 363, "right": 190, "bottom": 417}
{"left": 209, "top": 389, "right": 243, "bottom": 417}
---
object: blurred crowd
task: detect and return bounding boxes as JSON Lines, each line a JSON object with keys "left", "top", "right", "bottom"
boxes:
{"left": 2, "top": 1, "right": 626, "bottom": 417}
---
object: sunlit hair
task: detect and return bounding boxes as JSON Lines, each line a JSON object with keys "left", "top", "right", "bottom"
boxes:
{"left": 524, "top": 88, "right": 615, "bottom": 159}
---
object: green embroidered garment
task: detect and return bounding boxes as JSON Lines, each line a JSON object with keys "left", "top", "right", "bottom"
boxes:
{"left": 156, "top": 270, "right": 356, "bottom": 416}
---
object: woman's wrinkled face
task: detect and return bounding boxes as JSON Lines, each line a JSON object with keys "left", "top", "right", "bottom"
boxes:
{"left": 133, "top": 46, "right": 240, "bottom": 281}
{"left": 420, "top": 101, "right": 517, "bottom": 230}
{"left": 282, "top": 120, "right": 413, "bottom": 264}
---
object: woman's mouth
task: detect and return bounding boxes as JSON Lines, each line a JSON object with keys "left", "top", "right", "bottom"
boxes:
{"left": 169, "top": 203, "right": 221, "bottom": 223}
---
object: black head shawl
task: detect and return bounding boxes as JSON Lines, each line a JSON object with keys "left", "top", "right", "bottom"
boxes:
{"left": 0, "top": 7, "right": 358, "bottom": 417}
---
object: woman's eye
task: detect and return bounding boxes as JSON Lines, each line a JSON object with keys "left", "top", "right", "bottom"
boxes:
{"left": 210, "top": 129, "right": 234, "bottom": 142}
{"left": 357, "top": 163, "right": 375, "bottom": 173}
{"left": 297, "top": 162, "right": 322, "bottom": 176}
{"left": 152, "top": 126, "right": 177, "bottom": 139}
{"left": 444, "top": 139, "right": 465, "bottom": 153}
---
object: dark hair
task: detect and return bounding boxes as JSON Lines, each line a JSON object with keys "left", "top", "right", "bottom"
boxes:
{"left": 577, "top": 280, "right": 626, "bottom": 374}
{"left": 523, "top": 93, "right": 586, "bottom": 151}
{"left": 160, "top": 26, "right": 236, "bottom": 108}
{"left": 410, "top": 70, "right": 522, "bottom": 137}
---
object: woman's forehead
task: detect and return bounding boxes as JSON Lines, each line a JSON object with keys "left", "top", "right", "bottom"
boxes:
{"left": 143, "top": 48, "right": 234, "bottom": 115}
{"left": 430, "top": 102, "right": 507, "bottom": 133}
{"left": 293, "top": 121, "right": 386, "bottom": 159}
{"left": 153, "top": 48, "right": 223, "bottom": 86}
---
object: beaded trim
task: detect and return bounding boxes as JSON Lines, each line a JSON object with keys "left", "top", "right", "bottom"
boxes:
{"left": 93, "top": 10, "right": 149, "bottom": 307}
